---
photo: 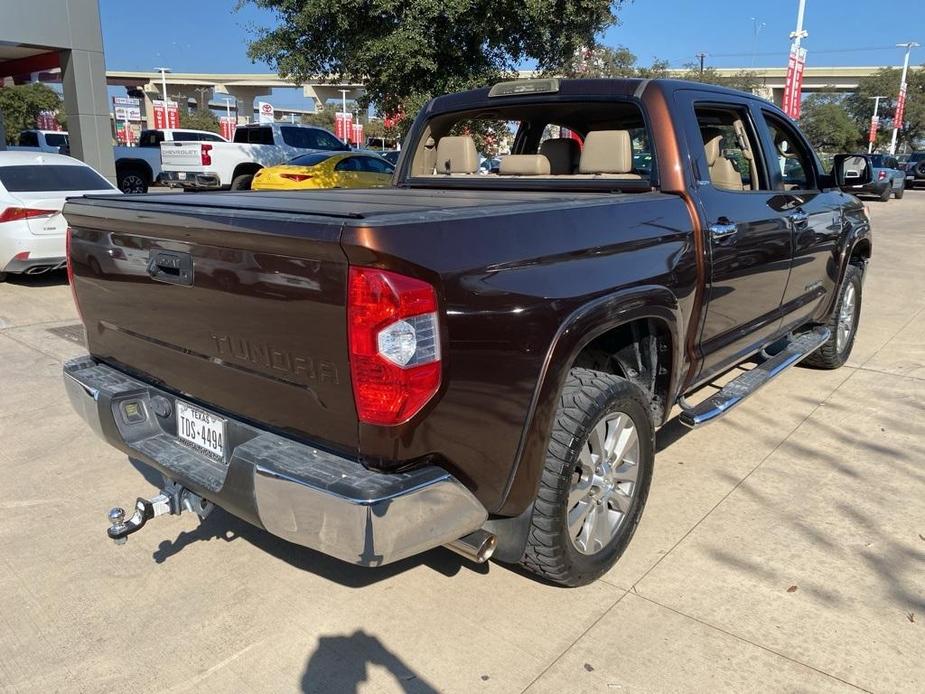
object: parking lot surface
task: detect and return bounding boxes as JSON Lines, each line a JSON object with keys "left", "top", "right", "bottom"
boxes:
{"left": 0, "top": 192, "right": 922, "bottom": 693}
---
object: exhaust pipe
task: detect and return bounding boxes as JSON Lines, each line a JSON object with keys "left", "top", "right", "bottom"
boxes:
{"left": 445, "top": 529, "right": 497, "bottom": 563}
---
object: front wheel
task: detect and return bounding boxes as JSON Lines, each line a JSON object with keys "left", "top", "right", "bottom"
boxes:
{"left": 230, "top": 174, "right": 254, "bottom": 191}
{"left": 803, "top": 264, "right": 862, "bottom": 369}
{"left": 117, "top": 168, "right": 148, "bottom": 194}
{"left": 520, "top": 368, "right": 654, "bottom": 587}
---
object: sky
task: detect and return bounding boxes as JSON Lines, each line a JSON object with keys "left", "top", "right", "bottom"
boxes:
{"left": 98, "top": 0, "right": 925, "bottom": 110}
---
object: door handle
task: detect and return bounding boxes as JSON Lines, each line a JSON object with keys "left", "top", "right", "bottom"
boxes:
{"left": 709, "top": 220, "right": 737, "bottom": 238}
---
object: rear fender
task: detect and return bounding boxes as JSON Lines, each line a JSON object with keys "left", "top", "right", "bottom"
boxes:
{"left": 496, "top": 284, "right": 683, "bottom": 517}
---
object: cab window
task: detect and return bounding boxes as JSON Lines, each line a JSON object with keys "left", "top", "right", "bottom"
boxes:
{"left": 762, "top": 113, "right": 816, "bottom": 190}
{"left": 694, "top": 106, "right": 765, "bottom": 191}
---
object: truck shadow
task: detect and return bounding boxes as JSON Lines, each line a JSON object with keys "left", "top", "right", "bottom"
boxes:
{"left": 300, "top": 630, "right": 439, "bottom": 693}
{"left": 150, "top": 505, "right": 489, "bottom": 588}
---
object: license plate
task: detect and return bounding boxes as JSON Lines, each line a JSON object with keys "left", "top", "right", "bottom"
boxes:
{"left": 176, "top": 401, "right": 226, "bottom": 461}
{"left": 178, "top": 172, "right": 187, "bottom": 180}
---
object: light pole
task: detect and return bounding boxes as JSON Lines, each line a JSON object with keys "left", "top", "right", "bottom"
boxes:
{"left": 750, "top": 17, "right": 766, "bottom": 67}
{"left": 889, "top": 41, "right": 920, "bottom": 155}
{"left": 868, "top": 96, "right": 887, "bottom": 153}
{"left": 154, "top": 66, "right": 171, "bottom": 103}
{"left": 223, "top": 97, "right": 233, "bottom": 119}
{"left": 339, "top": 89, "right": 350, "bottom": 145}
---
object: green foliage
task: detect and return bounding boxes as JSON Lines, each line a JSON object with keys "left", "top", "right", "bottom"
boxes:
{"left": 844, "top": 66, "right": 925, "bottom": 152}
{"left": 0, "top": 83, "right": 62, "bottom": 144}
{"left": 676, "top": 64, "right": 763, "bottom": 93}
{"left": 300, "top": 103, "right": 337, "bottom": 130}
{"left": 551, "top": 45, "right": 670, "bottom": 79}
{"left": 179, "top": 108, "right": 221, "bottom": 133}
{"left": 245, "top": 0, "right": 625, "bottom": 130}
{"left": 798, "top": 94, "right": 862, "bottom": 152}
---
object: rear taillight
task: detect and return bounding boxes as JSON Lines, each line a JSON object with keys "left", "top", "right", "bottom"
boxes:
{"left": 347, "top": 267, "right": 441, "bottom": 426}
{"left": 66, "top": 228, "right": 82, "bottom": 320}
{"left": 281, "top": 173, "right": 313, "bottom": 182}
{"left": 878, "top": 170, "right": 887, "bottom": 180}
{"left": 201, "top": 143, "right": 213, "bottom": 166}
{"left": 0, "top": 207, "right": 55, "bottom": 223}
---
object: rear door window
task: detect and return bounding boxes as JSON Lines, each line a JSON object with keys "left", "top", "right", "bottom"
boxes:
{"left": 694, "top": 105, "right": 766, "bottom": 191}
{"left": 18, "top": 132, "right": 38, "bottom": 147}
{"left": 0, "top": 165, "right": 112, "bottom": 192}
{"left": 280, "top": 127, "right": 345, "bottom": 151}
{"left": 356, "top": 156, "right": 394, "bottom": 174}
{"left": 170, "top": 131, "right": 200, "bottom": 141}
{"left": 138, "top": 130, "right": 164, "bottom": 147}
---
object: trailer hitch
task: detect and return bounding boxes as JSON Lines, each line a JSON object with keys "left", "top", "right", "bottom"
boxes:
{"left": 107, "top": 481, "right": 213, "bottom": 545}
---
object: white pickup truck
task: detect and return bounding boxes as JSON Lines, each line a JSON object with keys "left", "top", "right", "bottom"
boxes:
{"left": 159, "top": 123, "right": 349, "bottom": 190}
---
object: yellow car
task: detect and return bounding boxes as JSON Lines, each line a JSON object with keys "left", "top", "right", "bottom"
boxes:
{"left": 251, "top": 152, "right": 395, "bottom": 190}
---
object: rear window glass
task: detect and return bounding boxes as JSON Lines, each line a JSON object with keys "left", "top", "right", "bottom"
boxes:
{"left": 45, "top": 133, "right": 69, "bottom": 148}
{"left": 407, "top": 99, "right": 653, "bottom": 190}
{"left": 0, "top": 165, "right": 112, "bottom": 192}
{"left": 288, "top": 152, "right": 335, "bottom": 166}
{"left": 234, "top": 127, "right": 275, "bottom": 145}
{"left": 280, "top": 127, "right": 346, "bottom": 151}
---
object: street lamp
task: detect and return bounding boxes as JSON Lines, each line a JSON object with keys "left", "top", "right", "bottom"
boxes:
{"left": 868, "top": 96, "right": 888, "bottom": 153}
{"left": 154, "top": 66, "right": 171, "bottom": 103}
{"left": 339, "top": 89, "right": 350, "bottom": 145}
{"left": 889, "top": 41, "right": 920, "bottom": 155}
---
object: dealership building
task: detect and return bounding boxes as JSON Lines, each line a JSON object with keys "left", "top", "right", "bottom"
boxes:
{"left": 0, "top": 0, "right": 115, "bottom": 182}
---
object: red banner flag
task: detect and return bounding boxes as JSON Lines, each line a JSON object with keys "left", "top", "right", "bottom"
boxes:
{"left": 166, "top": 101, "right": 180, "bottom": 129}
{"left": 335, "top": 112, "right": 353, "bottom": 142}
{"left": 152, "top": 100, "right": 167, "bottom": 129}
{"left": 868, "top": 116, "right": 880, "bottom": 144}
{"left": 782, "top": 46, "right": 807, "bottom": 119}
{"left": 220, "top": 116, "right": 236, "bottom": 141}
{"left": 895, "top": 84, "right": 908, "bottom": 129}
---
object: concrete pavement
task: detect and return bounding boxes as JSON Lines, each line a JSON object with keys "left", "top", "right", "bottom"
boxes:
{"left": 0, "top": 192, "right": 922, "bottom": 693}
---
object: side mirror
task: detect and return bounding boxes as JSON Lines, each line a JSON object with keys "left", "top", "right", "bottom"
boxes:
{"left": 832, "top": 154, "right": 873, "bottom": 187}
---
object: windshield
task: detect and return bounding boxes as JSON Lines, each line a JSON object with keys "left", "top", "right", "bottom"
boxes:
{"left": 406, "top": 99, "right": 653, "bottom": 191}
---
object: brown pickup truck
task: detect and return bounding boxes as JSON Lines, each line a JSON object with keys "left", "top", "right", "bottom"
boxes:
{"left": 63, "top": 78, "right": 872, "bottom": 586}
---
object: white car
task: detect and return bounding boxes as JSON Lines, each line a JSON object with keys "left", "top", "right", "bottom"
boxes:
{"left": 0, "top": 151, "right": 120, "bottom": 281}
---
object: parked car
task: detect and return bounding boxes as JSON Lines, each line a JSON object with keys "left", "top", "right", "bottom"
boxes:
{"left": 115, "top": 128, "right": 228, "bottom": 194}
{"left": 0, "top": 151, "right": 119, "bottom": 281}
{"left": 252, "top": 152, "right": 394, "bottom": 190}
{"left": 63, "top": 78, "right": 871, "bottom": 586}
{"left": 900, "top": 152, "right": 925, "bottom": 189}
{"left": 159, "top": 123, "right": 350, "bottom": 191}
{"left": 15, "top": 129, "right": 69, "bottom": 154}
{"left": 842, "top": 153, "right": 905, "bottom": 200}
{"left": 380, "top": 150, "right": 401, "bottom": 166}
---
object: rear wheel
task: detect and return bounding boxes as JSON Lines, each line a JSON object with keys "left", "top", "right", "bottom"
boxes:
{"left": 520, "top": 368, "right": 654, "bottom": 587}
{"left": 803, "top": 264, "right": 862, "bottom": 370}
{"left": 117, "top": 167, "right": 149, "bottom": 194}
{"left": 0, "top": 272, "right": 7, "bottom": 283}
{"left": 230, "top": 174, "right": 254, "bottom": 191}
{"left": 894, "top": 184, "right": 905, "bottom": 199}
{"left": 879, "top": 185, "right": 891, "bottom": 202}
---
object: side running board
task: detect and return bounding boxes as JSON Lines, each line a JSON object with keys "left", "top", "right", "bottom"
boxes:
{"left": 679, "top": 327, "right": 830, "bottom": 428}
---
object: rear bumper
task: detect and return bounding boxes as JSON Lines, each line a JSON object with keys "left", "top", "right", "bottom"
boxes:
{"left": 63, "top": 356, "right": 487, "bottom": 566}
{"left": 159, "top": 170, "right": 223, "bottom": 190}
{"left": 0, "top": 226, "right": 66, "bottom": 274}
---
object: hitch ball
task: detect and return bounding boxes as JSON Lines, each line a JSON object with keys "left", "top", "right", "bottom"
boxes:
{"left": 108, "top": 507, "right": 128, "bottom": 545}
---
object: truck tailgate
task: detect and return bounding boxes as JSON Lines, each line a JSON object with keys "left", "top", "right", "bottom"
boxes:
{"left": 160, "top": 141, "right": 204, "bottom": 170}
{"left": 63, "top": 196, "right": 358, "bottom": 453}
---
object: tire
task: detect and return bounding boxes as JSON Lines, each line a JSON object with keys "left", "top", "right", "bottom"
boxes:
{"left": 0, "top": 272, "right": 7, "bottom": 283}
{"left": 803, "top": 264, "right": 862, "bottom": 370}
{"left": 230, "top": 174, "right": 254, "bottom": 191}
{"left": 117, "top": 167, "right": 149, "bottom": 194}
{"left": 879, "top": 185, "right": 891, "bottom": 202}
{"left": 520, "top": 368, "right": 654, "bottom": 587}
{"left": 894, "top": 184, "right": 904, "bottom": 199}
{"left": 915, "top": 161, "right": 925, "bottom": 178}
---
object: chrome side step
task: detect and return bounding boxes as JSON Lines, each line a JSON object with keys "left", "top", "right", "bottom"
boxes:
{"left": 679, "top": 327, "right": 830, "bottom": 428}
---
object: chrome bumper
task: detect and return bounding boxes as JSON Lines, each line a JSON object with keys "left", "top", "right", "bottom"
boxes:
{"left": 63, "top": 357, "right": 487, "bottom": 566}
{"left": 159, "top": 170, "right": 222, "bottom": 189}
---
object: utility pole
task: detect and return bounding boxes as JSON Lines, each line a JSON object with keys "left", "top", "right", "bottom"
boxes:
{"left": 890, "top": 41, "right": 919, "bottom": 155}
{"left": 696, "top": 53, "right": 706, "bottom": 76}
{"left": 868, "top": 96, "right": 887, "bottom": 153}
{"left": 194, "top": 87, "right": 211, "bottom": 112}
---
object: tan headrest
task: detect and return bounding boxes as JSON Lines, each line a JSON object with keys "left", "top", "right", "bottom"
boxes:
{"left": 578, "top": 130, "right": 633, "bottom": 174}
{"left": 499, "top": 154, "right": 551, "bottom": 175}
{"left": 539, "top": 138, "right": 581, "bottom": 174}
{"left": 701, "top": 128, "right": 723, "bottom": 166}
{"left": 435, "top": 136, "right": 478, "bottom": 174}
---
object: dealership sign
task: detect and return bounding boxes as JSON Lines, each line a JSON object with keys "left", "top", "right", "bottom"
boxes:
{"left": 335, "top": 112, "right": 353, "bottom": 142}
{"left": 113, "top": 96, "right": 142, "bottom": 122}
{"left": 220, "top": 116, "right": 237, "bottom": 141}
{"left": 782, "top": 46, "right": 807, "bottom": 119}
{"left": 152, "top": 100, "right": 180, "bottom": 129}
{"left": 257, "top": 101, "right": 275, "bottom": 124}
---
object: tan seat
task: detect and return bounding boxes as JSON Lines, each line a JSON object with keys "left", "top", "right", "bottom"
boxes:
{"left": 577, "top": 130, "right": 641, "bottom": 179}
{"left": 539, "top": 138, "right": 581, "bottom": 174}
{"left": 499, "top": 154, "right": 551, "bottom": 175}
{"left": 435, "top": 135, "right": 479, "bottom": 174}
{"left": 702, "top": 128, "right": 744, "bottom": 191}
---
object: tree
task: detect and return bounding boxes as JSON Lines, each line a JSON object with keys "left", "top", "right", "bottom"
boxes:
{"left": 676, "top": 64, "right": 763, "bottom": 93}
{"left": 179, "top": 107, "right": 220, "bottom": 133}
{"left": 551, "top": 45, "right": 669, "bottom": 79}
{"left": 798, "top": 94, "right": 862, "bottom": 152}
{"left": 245, "top": 0, "right": 627, "bottom": 131}
{"left": 844, "top": 65, "right": 925, "bottom": 152}
{"left": 0, "top": 83, "right": 62, "bottom": 144}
